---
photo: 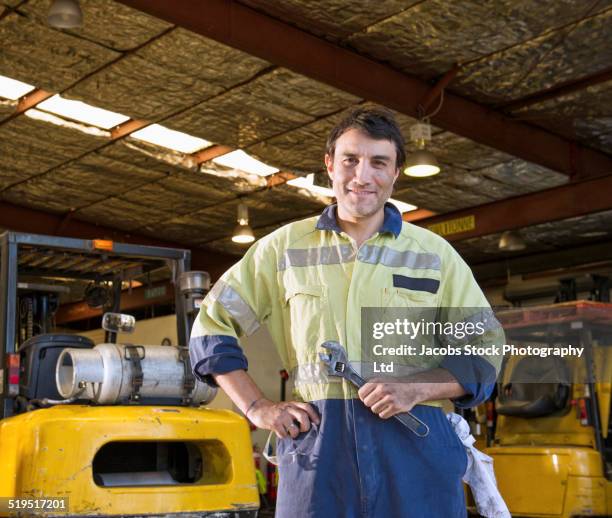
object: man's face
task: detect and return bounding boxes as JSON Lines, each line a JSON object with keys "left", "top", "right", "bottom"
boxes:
{"left": 325, "top": 128, "right": 399, "bottom": 220}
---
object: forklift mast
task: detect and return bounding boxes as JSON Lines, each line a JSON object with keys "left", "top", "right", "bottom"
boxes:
{"left": 0, "top": 231, "right": 195, "bottom": 419}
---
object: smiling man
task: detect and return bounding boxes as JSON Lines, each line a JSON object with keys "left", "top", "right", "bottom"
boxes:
{"left": 190, "top": 107, "right": 503, "bottom": 517}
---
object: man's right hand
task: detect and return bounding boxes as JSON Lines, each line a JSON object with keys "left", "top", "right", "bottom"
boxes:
{"left": 247, "top": 399, "right": 320, "bottom": 439}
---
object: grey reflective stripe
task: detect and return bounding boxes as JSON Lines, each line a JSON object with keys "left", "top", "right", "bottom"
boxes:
{"left": 278, "top": 244, "right": 356, "bottom": 271}
{"left": 209, "top": 279, "right": 260, "bottom": 336}
{"left": 290, "top": 363, "right": 342, "bottom": 386}
{"left": 357, "top": 245, "right": 441, "bottom": 270}
{"left": 291, "top": 361, "right": 428, "bottom": 386}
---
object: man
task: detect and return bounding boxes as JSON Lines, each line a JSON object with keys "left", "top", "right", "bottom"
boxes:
{"left": 190, "top": 107, "right": 503, "bottom": 517}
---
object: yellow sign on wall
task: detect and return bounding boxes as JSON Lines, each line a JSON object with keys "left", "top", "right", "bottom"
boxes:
{"left": 427, "top": 215, "right": 475, "bottom": 237}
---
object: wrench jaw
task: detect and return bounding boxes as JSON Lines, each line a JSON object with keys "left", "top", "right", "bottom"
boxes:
{"left": 318, "top": 351, "right": 334, "bottom": 375}
{"left": 319, "top": 340, "right": 350, "bottom": 378}
{"left": 318, "top": 352, "right": 346, "bottom": 376}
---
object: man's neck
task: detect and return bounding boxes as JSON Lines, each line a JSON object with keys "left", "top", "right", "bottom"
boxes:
{"left": 336, "top": 207, "right": 385, "bottom": 248}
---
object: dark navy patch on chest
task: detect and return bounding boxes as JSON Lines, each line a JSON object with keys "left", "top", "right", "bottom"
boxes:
{"left": 392, "top": 274, "right": 440, "bottom": 294}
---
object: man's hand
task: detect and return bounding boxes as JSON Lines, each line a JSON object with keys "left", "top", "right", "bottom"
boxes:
{"left": 248, "top": 398, "right": 320, "bottom": 439}
{"left": 358, "top": 379, "right": 425, "bottom": 419}
{"left": 358, "top": 369, "right": 468, "bottom": 419}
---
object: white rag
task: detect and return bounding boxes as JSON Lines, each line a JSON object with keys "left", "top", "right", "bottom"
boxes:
{"left": 446, "top": 412, "right": 511, "bottom": 518}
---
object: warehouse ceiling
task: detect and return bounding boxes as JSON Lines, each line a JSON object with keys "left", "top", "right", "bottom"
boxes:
{"left": 0, "top": 0, "right": 610, "bottom": 272}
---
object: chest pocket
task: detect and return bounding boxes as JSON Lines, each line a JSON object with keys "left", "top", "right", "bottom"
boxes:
{"left": 284, "top": 284, "right": 332, "bottom": 363}
{"left": 380, "top": 276, "right": 439, "bottom": 308}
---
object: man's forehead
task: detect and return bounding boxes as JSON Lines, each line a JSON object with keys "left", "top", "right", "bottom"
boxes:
{"left": 335, "top": 128, "right": 396, "bottom": 157}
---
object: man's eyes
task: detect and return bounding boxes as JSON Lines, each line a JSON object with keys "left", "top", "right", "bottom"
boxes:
{"left": 342, "top": 158, "right": 387, "bottom": 167}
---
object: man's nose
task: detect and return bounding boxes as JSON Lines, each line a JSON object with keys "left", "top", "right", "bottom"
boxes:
{"left": 353, "top": 160, "right": 373, "bottom": 183}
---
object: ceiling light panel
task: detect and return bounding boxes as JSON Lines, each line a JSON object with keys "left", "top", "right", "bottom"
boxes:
{"left": 0, "top": 75, "right": 35, "bottom": 100}
{"left": 287, "top": 174, "right": 335, "bottom": 197}
{"left": 131, "top": 124, "right": 211, "bottom": 154}
{"left": 389, "top": 198, "right": 417, "bottom": 213}
{"left": 37, "top": 95, "right": 130, "bottom": 129}
{"left": 213, "top": 150, "right": 279, "bottom": 176}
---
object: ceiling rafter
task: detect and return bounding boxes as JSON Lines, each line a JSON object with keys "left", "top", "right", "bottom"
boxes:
{"left": 118, "top": 0, "right": 612, "bottom": 181}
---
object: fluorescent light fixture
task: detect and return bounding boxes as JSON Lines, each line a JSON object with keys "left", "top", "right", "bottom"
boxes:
{"left": 388, "top": 198, "right": 417, "bottom": 213}
{"left": 131, "top": 124, "right": 211, "bottom": 154}
{"left": 287, "top": 174, "right": 335, "bottom": 198}
{"left": 0, "top": 75, "right": 35, "bottom": 100}
{"left": 37, "top": 95, "right": 129, "bottom": 129}
{"left": 213, "top": 150, "right": 279, "bottom": 176}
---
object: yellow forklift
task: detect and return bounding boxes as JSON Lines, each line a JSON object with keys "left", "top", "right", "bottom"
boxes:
{"left": 469, "top": 301, "right": 611, "bottom": 517}
{"left": 0, "top": 231, "right": 258, "bottom": 517}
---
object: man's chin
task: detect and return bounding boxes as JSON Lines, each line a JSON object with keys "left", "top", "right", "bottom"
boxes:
{"left": 340, "top": 202, "right": 381, "bottom": 219}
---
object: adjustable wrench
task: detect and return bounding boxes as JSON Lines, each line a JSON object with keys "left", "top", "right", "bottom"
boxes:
{"left": 319, "top": 340, "right": 429, "bottom": 437}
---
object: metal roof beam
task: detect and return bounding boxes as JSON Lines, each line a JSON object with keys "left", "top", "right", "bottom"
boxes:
{"left": 0, "top": 201, "right": 239, "bottom": 279}
{"left": 410, "top": 174, "right": 612, "bottom": 241}
{"left": 118, "top": 0, "right": 612, "bottom": 180}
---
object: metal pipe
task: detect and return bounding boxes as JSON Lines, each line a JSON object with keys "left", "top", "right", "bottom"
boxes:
{"left": 56, "top": 343, "right": 216, "bottom": 405}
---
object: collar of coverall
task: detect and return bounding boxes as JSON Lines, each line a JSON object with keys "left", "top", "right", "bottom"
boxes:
{"left": 316, "top": 202, "right": 402, "bottom": 238}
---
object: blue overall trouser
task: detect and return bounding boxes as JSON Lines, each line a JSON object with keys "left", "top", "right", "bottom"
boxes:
{"left": 275, "top": 400, "right": 468, "bottom": 518}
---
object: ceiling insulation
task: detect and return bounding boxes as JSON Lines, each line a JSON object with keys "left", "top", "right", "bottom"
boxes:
{"left": 0, "top": 11, "right": 119, "bottom": 91}
{"left": 77, "top": 196, "right": 177, "bottom": 232}
{"left": 511, "top": 79, "right": 612, "bottom": 153}
{"left": 165, "top": 68, "right": 360, "bottom": 148}
{"left": 240, "top": 0, "right": 421, "bottom": 41}
{"left": 119, "top": 174, "right": 236, "bottom": 218}
{"left": 2, "top": 174, "right": 107, "bottom": 213}
{"left": 36, "top": 151, "right": 168, "bottom": 198}
{"left": 0, "top": 0, "right": 609, "bottom": 264}
{"left": 247, "top": 106, "right": 359, "bottom": 174}
{"left": 455, "top": 6, "right": 612, "bottom": 103}
{"left": 473, "top": 159, "right": 567, "bottom": 191}
{"left": 345, "top": 1, "right": 611, "bottom": 80}
{"left": 68, "top": 28, "right": 271, "bottom": 120}
{"left": 412, "top": 131, "right": 513, "bottom": 169}
{"left": 19, "top": 0, "right": 172, "bottom": 52}
{"left": 0, "top": 115, "right": 106, "bottom": 182}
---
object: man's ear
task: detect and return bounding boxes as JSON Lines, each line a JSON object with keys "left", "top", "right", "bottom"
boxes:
{"left": 325, "top": 153, "right": 334, "bottom": 180}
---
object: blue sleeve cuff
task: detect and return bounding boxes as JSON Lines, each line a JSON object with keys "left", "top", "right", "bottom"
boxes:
{"left": 189, "top": 335, "right": 248, "bottom": 387}
{"left": 440, "top": 354, "right": 497, "bottom": 408}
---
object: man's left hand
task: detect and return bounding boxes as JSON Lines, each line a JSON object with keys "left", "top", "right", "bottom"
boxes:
{"left": 358, "top": 379, "right": 426, "bottom": 419}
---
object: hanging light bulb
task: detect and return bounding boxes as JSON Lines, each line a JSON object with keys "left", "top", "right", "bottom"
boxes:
{"left": 48, "top": 0, "right": 83, "bottom": 29}
{"left": 404, "top": 121, "right": 440, "bottom": 177}
{"left": 498, "top": 230, "right": 526, "bottom": 251}
{"left": 232, "top": 204, "right": 255, "bottom": 244}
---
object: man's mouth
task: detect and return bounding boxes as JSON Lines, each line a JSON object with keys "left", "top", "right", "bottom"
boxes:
{"left": 348, "top": 189, "right": 376, "bottom": 197}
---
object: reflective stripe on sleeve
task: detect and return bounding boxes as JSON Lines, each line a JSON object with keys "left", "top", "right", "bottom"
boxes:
{"left": 209, "top": 279, "right": 260, "bottom": 336}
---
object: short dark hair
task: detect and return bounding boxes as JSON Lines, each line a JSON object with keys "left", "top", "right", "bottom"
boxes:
{"left": 326, "top": 107, "right": 406, "bottom": 169}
